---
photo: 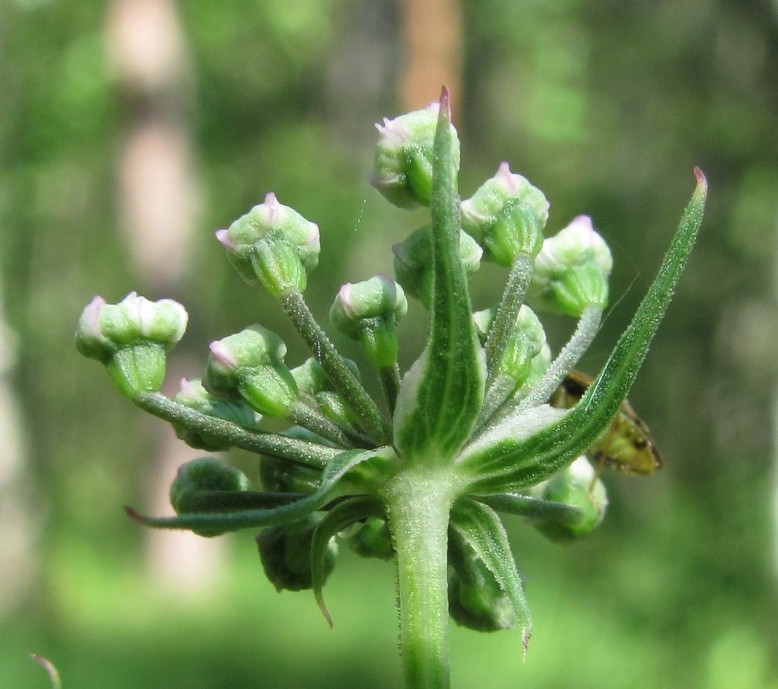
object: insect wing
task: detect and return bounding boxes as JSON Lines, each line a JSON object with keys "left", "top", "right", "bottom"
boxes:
{"left": 550, "top": 370, "right": 662, "bottom": 475}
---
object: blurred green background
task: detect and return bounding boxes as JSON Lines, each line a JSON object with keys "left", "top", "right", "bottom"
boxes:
{"left": 2, "top": 0, "right": 777, "bottom": 687}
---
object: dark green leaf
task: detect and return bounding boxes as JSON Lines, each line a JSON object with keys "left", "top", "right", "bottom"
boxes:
{"left": 311, "top": 496, "right": 385, "bottom": 626}
{"left": 126, "top": 448, "right": 380, "bottom": 535}
{"left": 450, "top": 498, "right": 532, "bottom": 653}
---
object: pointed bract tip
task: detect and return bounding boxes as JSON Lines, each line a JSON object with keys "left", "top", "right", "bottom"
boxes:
{"left": 30, "top": 654, "right": 61, "bottom": 688}
{"left": 439, "top": 85, "right": 451, "bottom": 118}
{"left": 316, "top": 592, "right": 334, "bottom": 629}
{"left": 693, "top": 166, "right": 707, "bottom": 189}
{"left": 124, "top": 505, "right": 166, "bottom": 529}
{"left": 521, "top": 626, "right": 532, "bottom": 661}
{"left": 30, "top": 653, "right": 53, "bottom": 670}
{"left": 124, "top": 505, "right": 146, "bottom": 524}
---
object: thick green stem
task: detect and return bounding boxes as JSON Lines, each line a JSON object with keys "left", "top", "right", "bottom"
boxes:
{"left": 384, "top": 471, "right": 456, "bottom": 689}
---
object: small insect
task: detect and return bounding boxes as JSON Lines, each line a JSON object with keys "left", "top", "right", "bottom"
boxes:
{"left": 550, "top": 370, "right": 663, "bottom": 476}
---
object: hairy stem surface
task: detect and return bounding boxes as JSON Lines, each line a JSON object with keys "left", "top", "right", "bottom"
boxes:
{"left": 384, "top": 471, "right": 457, "bottom": 689}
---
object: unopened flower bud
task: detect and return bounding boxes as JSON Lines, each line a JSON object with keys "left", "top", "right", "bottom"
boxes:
{"left": 215, "top": 193, "right": 320, "bottom": 297}
{"left": 349, "top": 517, "right": 394, "bottom": 560}
{"left": 371, "top": 102, "right": 460, "bottom": 208}
{"left": 474, "top": 305, "right": 547, "bottom": 395}
{"left": 393, "top": 226, "right": 481, "bottom": 308}
{"left": 517, "top": 343, "right": 551, "bottom": 400}
{"left": 290, "top": 357, "right": 359, "bottom": 395}
{"left": 291, "top": 358, "right": 363, "bottom": 430}
{"left": 259, "top": 453, "right": 322, "bottom": 494}
{"left": 314, "top": 391, "right": 362, "bottom": 431}
{"left": 330, "top": 274, "right": 408, "bottom": 367}
{"left": 75, "top": 293, "right": 187, "bottom": 397}
{"left": 174, "top": 378, "right": 263, "bottom": 451}
{"left": 170, "top": 457, "right": 251, "bottom": 536}
{"left": 461, "top": 162, "right": 548, "bottom": 266}
{"left": 257, "top": 514, "right": 337, "bottom": 592}
{"left": 205, "top": 325, "right": 298, "bottom": 417}
{"left": 533, "top": 456, "right": 608, "bottom": 541}
{"left": 448, "top": 530, "right": 517, "bottom": 632}
{"left": 528, "top": 216, "right": 612, "bottom": 317}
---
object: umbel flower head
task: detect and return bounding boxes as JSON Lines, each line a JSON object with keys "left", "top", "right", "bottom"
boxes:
{"left": 75, "top": 88, "right": 705, "bottom": 689}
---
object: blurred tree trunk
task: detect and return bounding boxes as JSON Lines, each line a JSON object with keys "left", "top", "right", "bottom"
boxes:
{"left": 773, "top": 207, "right": 778, "bottom": 585}
{"left": 105, "top": 0, "right": 226, "bottom": 592}
{"left": 106, "top": 0, "right": 199, "bottom": 292}
{"left": 399, "top": 0, "right": 462, "bottom": 113}
{"left": 0, "top": 280, "right": 36, "bottom": 617}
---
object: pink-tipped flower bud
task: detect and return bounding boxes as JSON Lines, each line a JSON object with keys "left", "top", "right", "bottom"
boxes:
{"left": 528, "top": 215, "right": 613, "bottom": 317}
{"left": 461, "top": 162, "right": 549, "bottom": 266}
{"left": 371, "top": 103, "right": 460, "bottom": 208}
{"left": 216, "top": 192, "right": 320, "bottom": 297}
{"left": 205, "top": 325, "right": 298, "bottom": 417}
{"left": 75, "top": 292, "right": 187, "bottom": 397}
{"left": 329, "top": 274, "right": 408, "bottom": 367}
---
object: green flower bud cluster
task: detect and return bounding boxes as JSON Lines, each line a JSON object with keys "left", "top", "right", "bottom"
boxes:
{"left": 528, "top": 215, "right": 613, "bottom": 317}
{"left": 75, "top": 292, "right": 187, "bottom": 397}
{"left": 330, "top": 274, "right": 408, "bottom": 368}
{"left": 448, "top": 526, "right": 517, "bottom": 632}
{"left": 216, "top": 192, "right": 320, "bottom": 297}
{"left": 347, "top": 517, "right": 394, "bottom": 560}
{"left": 461, "top": 162, "right": 548, "bottom": 266}
{"left": 206, "top": 325, "right": 298, "bottom": 417}
{"left": 474, "top": 305, "right": 549, "bottom": 399}
{"left": 393, "top": 225, "right": 482, "bottom": 309}
{"left": 76, "top": 88, "right": 705, "bottom": 688}
{"left": 291, "top": 358, "right": 363, "bottom": 433}
{"left": 169, "top": 457, "right": 251, "bottom": 537}
{"left": 530, "top": 456, "right": 609, "bottom": 541}
{"left": 260, "top": 451, "right": 323, "bottom": 495}
{"left": 174, "top": 377, "right": 263, "bottom": 451}
{"left": 257, "top": 514, "right": 337, "bottom": 592}
{"left": 371, "top": 102, "right": 460, "bottom": 208}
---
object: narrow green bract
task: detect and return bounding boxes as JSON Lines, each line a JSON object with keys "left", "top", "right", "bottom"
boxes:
{"left": 393, "top": 92, "right": 486, "bottom": 462}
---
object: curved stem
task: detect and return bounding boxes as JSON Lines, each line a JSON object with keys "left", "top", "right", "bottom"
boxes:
{"left": 288, "top": 401, "right": 355, "bottom": 448}
{"left": 134, "top": 392, "right": 337, "bottom": 469}
{"left": 378, "top": 363, "right": 401, "bottom": 415}
{"left": 485, "top": 253, "right": 535, "bottom": 383}
{"left": 518, "top": 304, "right": 602, "bottom": 411}
{"left": 477, "top": 493, "right": 584, "bottom": 526}
{"left": 30, "top": 655, "right": 62, "bottom": 689}
{"left": 383, "top": 471, "right": 455, "bottom": 689}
